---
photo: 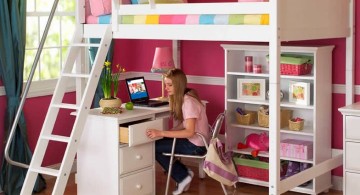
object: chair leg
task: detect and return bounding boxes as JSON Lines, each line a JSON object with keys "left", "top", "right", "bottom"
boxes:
{"left": 165, "top": 138, "right": 177, "bottom": 195}
{"left": 198, "top": 159, "right": 206, "bottom": 179}
{"left": 220, "top": 183, "right": 228, "bottom": 195}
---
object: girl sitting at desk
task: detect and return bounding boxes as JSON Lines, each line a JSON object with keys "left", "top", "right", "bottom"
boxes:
{"left": 146, "top": 68, "right": 210, "bottom": 195}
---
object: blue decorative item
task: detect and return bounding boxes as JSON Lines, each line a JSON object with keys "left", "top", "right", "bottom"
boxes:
{"left": 236, "top": 107, "right": 245, "bottom": 115}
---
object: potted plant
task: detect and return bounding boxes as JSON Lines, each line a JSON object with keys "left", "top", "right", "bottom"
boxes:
{"left": 99, "top": 60, "right": 126, "bottom": 112}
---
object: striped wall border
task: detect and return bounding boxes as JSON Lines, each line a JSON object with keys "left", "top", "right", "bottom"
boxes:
{"left": 0, "top": 72, "right": 355, "bottom": 98}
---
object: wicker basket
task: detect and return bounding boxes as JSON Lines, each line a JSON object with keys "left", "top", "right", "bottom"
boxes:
{"left": 288, "top": 120, "right": 304, "bottom": 131}
{"left": 233, "top": 157, "right": 269, "bottom": 181}
{"left": 258, "top": 109, "right": 293, "bottom": 128}
{"left": 233, "top": 156, "right": 288, "bottom": 182}
{"left": 236, "top": 111, "right": 256, "bottom": 125}
{"left": 280, "top": 63, "right": 312, "bottom": 75}
{"left": 258, "top": 111, "right": 269, "bottom": 127}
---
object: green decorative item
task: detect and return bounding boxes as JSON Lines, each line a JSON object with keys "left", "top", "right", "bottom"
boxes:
{"left": 125, "top": 102, "right": 134, "bottom": 110}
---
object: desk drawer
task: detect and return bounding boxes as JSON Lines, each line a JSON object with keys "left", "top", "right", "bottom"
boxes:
{"left": 345, "top": 116, "right": 360, "bottom": 140}
{"left": 119, "top": 168, "right": 154, "bottom": 195}
{"left": 119, "top": 118, "right": 164, "bottom": 147}
{"left": 345, "top": 142, "right": 360, "bottom": 171}
{"left": 119, "top": 143, "right": 153, "bottom": 175}
{"left": 346, "top": 172, "right": 360, "bottom": 195}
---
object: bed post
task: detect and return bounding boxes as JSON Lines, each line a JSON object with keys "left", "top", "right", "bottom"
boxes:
{"left": 345, "top": 0, "right": 355, "bottom": 105}
{"left": 268, "top": 0, "right": 281, "bottom": 194}
{"left": 172, "top": 40, "right": 181, "bottom": 69}
{"left": 112, "top": 0, "right": 119, "bottom": 33}
{"left": 75, "top": 0, "right": 87, "bottom": 105}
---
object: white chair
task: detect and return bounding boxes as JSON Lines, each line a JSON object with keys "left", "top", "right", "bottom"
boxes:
{"left": 163, "top": 111, "right": 229, "bottom": 195}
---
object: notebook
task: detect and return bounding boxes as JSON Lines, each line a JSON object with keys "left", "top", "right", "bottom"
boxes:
{"left": 125, "top": 77, "right": 169, "bottom": 107}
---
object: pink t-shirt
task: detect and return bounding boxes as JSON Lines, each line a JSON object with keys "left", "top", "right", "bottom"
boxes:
{"left": 182, "top": 95, "right": 210, "bottom": 146}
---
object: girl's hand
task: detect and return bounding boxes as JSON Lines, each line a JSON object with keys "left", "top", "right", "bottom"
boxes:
{"left": 146, "top": 129, "right": 162, "bottom": 139}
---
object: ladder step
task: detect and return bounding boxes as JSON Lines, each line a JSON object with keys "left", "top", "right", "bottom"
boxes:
{"left": 41, "top": 134, "right": 70, "bottom": 143}
{"left": 52, "top": 103, "right": 79, "bottom": 110}
{"left": 30, "top": 166, "right": 59, "bottom": 177}
{"left": 62, "top": 73, "right": 90, "bottom": 78}
{"left": 71, "top": 43, "right": 100, "bottom": 47}
{"left": 70, "top": 111, "right": 78, "bottom": 116}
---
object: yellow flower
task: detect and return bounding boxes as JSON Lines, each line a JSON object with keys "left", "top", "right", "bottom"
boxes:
{"left": 104, "top": 60, "right": 111, "bottom": 67}
{"left": 101, "top": 61, "right": 126, "bottom": 99}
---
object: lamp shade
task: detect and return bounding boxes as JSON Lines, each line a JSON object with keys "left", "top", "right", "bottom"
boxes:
{"left": 151, "top": 47, "right": 175, "bottom": 73}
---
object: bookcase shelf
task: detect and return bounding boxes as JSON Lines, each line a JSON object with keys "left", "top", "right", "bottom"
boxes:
{"left": 222, "top": 44, "right": 334, "bottom": 194}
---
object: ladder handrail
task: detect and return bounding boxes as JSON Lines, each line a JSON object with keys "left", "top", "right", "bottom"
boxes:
{"left": 4, "top": 0, "right": 60, "bottom": 169}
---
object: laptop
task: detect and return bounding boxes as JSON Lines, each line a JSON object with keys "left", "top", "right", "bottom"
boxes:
{"left": 125, "top": 77, "right": 169, "bottom": 107}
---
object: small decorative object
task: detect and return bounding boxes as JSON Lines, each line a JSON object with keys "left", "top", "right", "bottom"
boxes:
{"left": 281, "top": 161, "right": 312, "bottom": 186}
{"left": 280, "top": 139, "right": 313, "bottom": 160}
{"left": 289, "top": 117, "right": 304, "bottom": 131}
{"left": 101, "top": 107, "right": 123, "bottom": 114}
{"left": 259, "top": 105, "right": 269, "bottom": 115}
{"left": 244, "top": 56, "right": 253, "bottom": 72}
{"left": 237, "top": 132, "right": 269, "bottom": 157}
{"left": 253, "top": 64, "right": 262, "bottom": 73}
{"left": 125, "top": 102, "right": 134, "bottom": 110}
{"left": 237, "top": 78, "right": 266, "bottom": 100}
{"left": 100, "top": 60, "right": 126, "bottom": 114}
{"left": 257, "top": 105, "right": 269, "bottom": 127}
{"left": 266, "top": 90, "right": 284, "bottom": 101}
{"left": 289, "top": 81, "right": 310, "bottom": 105}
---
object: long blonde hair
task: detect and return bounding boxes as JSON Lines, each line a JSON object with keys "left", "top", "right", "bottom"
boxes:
{"left": 164, "top": 69, "right": 202, "bottom": 121}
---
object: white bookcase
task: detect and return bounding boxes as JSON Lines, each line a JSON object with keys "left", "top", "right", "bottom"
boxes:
{"left": 222, "top": 44, "right": 334, "bottom": 194}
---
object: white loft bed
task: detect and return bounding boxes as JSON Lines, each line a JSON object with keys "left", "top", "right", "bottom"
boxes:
{"left": 78, "top": 0, "right": 350, "bottom": 194}
{"left": 81, "top": 0, "right": 349, "bottom": 42}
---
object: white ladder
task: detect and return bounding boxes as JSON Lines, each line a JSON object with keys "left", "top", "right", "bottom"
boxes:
{"left": 20, "top": 24, "right": 112, "bottom": 195}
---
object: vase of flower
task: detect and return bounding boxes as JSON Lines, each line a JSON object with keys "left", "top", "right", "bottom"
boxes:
{"left": 99, "top": 98, "right": 122, "bottom": 108}
{"left": 99, "top": 61, "right": 126, "bottom": 113}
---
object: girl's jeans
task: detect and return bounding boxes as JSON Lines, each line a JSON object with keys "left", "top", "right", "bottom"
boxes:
{"left": 155, "top": 138, "right": 206, "bottom": 183}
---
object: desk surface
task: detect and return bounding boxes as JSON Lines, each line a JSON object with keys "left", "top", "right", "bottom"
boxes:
{"left": 89, "top": 105, "right": 170, "bottom": 121}
{"left": 339, "top": 102, "right": 360, "bottom": 115}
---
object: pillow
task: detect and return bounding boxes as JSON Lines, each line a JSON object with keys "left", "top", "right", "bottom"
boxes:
{"left": 238, "top": 0, "right": 268, "bottom": 2}
{"left": 85, "top": 0, "right": 91, "bottom": 17}
{"left": 131, "top": 0, "right": 186, "bottom": 4}
{"left": 89, "top": 0, "right": 111, "bottom": 17}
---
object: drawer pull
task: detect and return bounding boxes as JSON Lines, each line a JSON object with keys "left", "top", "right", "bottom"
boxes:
{"left": 136, "top": 155, "right": 143, "bottom": 160}
{"left": 136, "top": 184, "right": 142, "bottom": 190}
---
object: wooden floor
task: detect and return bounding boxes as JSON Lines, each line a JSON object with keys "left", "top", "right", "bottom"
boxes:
{"left": 28, "top": 163, "right": 343, "bottom": 195}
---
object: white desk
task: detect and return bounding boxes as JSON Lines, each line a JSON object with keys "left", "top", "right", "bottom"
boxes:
{"left": 77, "top": 106, "right": 169, "bottom": 195}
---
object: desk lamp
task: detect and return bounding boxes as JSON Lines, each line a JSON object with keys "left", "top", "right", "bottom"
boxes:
{"left": 151, "top": 47, "right": 175, "bottom": 101}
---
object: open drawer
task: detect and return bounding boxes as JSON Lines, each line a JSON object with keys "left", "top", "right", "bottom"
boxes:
{"left": 119, "top": 118, "right": 165, "bottom": 147}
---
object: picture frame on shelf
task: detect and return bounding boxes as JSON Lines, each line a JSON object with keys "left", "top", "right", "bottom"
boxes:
{"left": 237, "top": 78, "right": 266, "bottom": 100}
{"left": 289, "top": 81, "right": 310, "bottom": 105}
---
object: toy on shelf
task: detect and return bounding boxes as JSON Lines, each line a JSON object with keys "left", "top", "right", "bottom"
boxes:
{"left": 237, "top": 132, "right": 269, "bottom": 157}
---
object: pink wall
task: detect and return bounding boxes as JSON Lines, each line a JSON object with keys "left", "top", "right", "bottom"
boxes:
{"left": 0, "top": 3, "right": 359, "bottom": 179}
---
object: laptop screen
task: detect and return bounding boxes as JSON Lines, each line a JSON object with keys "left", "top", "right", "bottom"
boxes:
{"left": 125, "top": 77, "right": 150, "bottom": 102}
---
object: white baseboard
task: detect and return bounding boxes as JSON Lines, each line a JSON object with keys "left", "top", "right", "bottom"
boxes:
{"left": 331, "top": 149, "right": 343, "bottom": 191}
{"left": 332, "top": 175, "right": 343, "bottom": 191}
